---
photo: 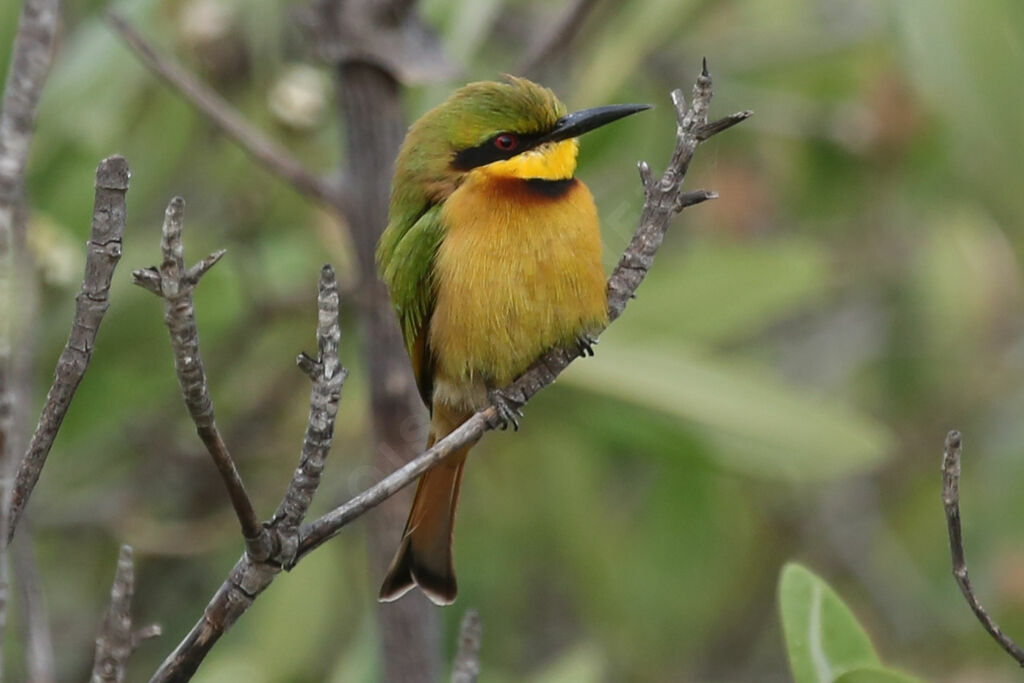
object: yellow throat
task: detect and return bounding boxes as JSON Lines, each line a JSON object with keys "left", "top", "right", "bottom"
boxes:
{"left": 476, "top": 139, "right": 579, "bottom": 181}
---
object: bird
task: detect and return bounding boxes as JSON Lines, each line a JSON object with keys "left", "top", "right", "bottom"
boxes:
{"left": 376, "top": 75, "right": 649, "bottom": 605}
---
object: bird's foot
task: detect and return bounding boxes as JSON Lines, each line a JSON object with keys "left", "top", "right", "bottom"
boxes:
{"left": 576, "top": 334, "right": 598, "bottom": 357}
{"left": 487, "top": 387, "right": 524, "bottom": 431}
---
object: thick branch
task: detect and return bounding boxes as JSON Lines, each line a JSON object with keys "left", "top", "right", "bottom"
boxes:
{"left": 131, "top": 197, "right": 270, "bottom": 561}
{"left": 330, "top": 59, "right": 440, "bottom": 683}
{"left": 297, "top": 63, "right": 751, "bottom": 557}
{"left": 149, "top": 266, "right": 346, "bottom": 683}
{"left": 451, "top": 609, "right": 482, "bottom": 683}
{"left": 942, "top": 430, "right": 1024, "bottom": 666}
{"left": 91, "top": 545, "right": 162, "bottom": 683}
{"left": 104, "top": 12, "right": 349, "bottom": 217}
{"left": 8, "top": 156, "right": 130, "bottom": 543}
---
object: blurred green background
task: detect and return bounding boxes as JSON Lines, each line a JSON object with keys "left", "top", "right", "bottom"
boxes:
{"left": 4, "top": 0, "right": 1024, "bottom": 680}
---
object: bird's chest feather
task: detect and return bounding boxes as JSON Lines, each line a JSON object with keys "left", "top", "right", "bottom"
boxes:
{"left": 431, "top": 175, "right": 607, "bottom": 391}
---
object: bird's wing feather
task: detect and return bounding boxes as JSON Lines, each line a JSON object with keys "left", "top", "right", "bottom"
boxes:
{"left": 378, "top": 204, "right": 444, "bottom": 405}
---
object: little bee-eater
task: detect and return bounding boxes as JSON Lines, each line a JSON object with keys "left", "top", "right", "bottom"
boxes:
{"left": 376, "top": 76, "right": 649, "bottom": 605}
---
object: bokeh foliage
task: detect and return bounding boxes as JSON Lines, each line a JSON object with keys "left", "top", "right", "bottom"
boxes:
{"left": 3, "top": 0, "right": 1024, "bottom": 680}
{"left": 779, "top": 563, "right": 921, "bottom": 683}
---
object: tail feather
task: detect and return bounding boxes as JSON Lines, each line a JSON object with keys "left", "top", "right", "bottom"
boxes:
{"left": 378, "top": 534, "right": 417, "bottom": 602}
{"left": 379, "top": 406, "right": 473, "bottom": 605}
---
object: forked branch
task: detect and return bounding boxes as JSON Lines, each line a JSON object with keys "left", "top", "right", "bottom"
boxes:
{"left": 91, "top": 545, "right": 162, "bottom": 683}
{"left": 132, "top": 197, "right": 270, "bottom": 561}
{"left": 148, "top": 262, "right": 346, "bottom": 683}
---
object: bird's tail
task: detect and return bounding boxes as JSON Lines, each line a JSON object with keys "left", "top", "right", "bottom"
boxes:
{"left": 379, "top": 405, "right": 475, "bottom": 606}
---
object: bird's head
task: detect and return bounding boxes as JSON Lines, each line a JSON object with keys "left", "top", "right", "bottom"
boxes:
{"left": 390, "top": 76, "right": 649, "bottom": 221}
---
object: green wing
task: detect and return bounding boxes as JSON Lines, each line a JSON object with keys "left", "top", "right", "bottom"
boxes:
{"left": 377, "top": 204, "right": 445, "bottom": 405}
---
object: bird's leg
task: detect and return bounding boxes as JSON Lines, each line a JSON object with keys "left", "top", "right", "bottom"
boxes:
{"left": 576, "top": 334, "right": 598, "bottom": 357}
{"left": 486, "top": 386, "right": 524, "bottom": 431}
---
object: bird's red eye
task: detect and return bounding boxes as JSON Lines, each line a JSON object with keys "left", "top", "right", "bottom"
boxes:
{"left": 494, "top": 133, "right": 518, "bottom": 151}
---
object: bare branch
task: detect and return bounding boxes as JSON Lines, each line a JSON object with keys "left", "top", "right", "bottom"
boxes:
{"left": 676, "top": 189, "right": 718, "bottom": 211}
{"left": 270, "top": 265, "right": 346, "bottom": 567}
{"left": 8, "top": 156, "right": 130, "bottom": 543}
{"left": 697, "top": 111, "right": 753, "bottom": 141}
{"left": 292, "top": 0, "right": 455, "bottom": 86}
{"left": 451, "top": 609, "right": 482, "bottom": 683}
{"left": 314, "top": 14, "right": 441, "bottom": 672}
{"left": 0, "top": 0, "right": 61, "bottom": 663}
{"left": 297, "top": 409, "right": 491, "bottom": 559}
{"left": 0, "top": 0, "right": 59, "bottom": 247}
{"left": 12, "top": 530, "right": 55, "bottom": 683}
{"left": 131, "top": 197, "right": 271, "bottom": 561}
{"left": 297, "top": 63, "right": 750, "bottom": 557}
{"left": 942, "top": 430, "right": 1024, "bottom": 666}
{"left": 184, "top": 249, "right": 226, "bottom": 287}
{"left": 515, "top": 0, "right": 602, "bottom": 76}
{"left": 149, "top": 266, "right": 346, "bottom": 683}
{"left": 91, "top": 545, "right": 162, "bottom": 683}
{"left": 104, "top": 12, "right": 348, "bottom": 217}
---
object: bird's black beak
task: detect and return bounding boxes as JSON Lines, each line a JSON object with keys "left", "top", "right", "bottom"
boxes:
{"left": 542, "top": 103, "right": 652, "bottom": 143}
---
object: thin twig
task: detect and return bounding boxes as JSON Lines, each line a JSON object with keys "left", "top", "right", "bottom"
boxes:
{"left": 942, "top": 430, "right": 1024, "bottom": 666}
{"left": 297, "top": 409, "right": 492, "bottom": 559}
{"left": 8, "top": 156, "right": 130, "bottom": 543}
{"left": 296, "top": 63, "right": 752, "bottom": 558}
{"left": 104, "top": 12, "right": 349, "bottom": 217}
{"left": 131, "top": 197, "right": 271, "bottom": 561}
{"left": 91, "top": 545, "right": 162, "bottom": 683}
{"left": 270, "top": 265, "right": 346, "bottom": 566}
{"left": 451, "top": 609, "right": 482, "bottom": 683}
{"left": 515, "top": 0, "right": 602, "bottom": 76}
{"left": 148, "top": 266, "right": 346, "bottom": 683}
{"left": 12, "top": 529, "right": 56, "bottom": 683}
{"left": 0, "top": 0, "right": 61, "bottom": 665}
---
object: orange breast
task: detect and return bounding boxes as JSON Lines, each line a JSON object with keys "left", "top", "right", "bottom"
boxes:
{"left": 430, "top": 174, "right": 607, "bottom": 403}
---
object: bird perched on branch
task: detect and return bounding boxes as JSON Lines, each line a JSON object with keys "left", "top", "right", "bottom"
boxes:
{"left": 376, "top": 76, "right": 649, "bottom": 605}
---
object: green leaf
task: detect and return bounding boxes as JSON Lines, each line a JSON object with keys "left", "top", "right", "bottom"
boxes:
{"left": 834, "top": 667, "right": 924, "bottom": 683}
{"left": 778, "top": 563, "right": 880, "bottom": 683}
{"left": 563, "top": 341, "right": 893, "bottom": 481}
{"left": 607, "top": 238, "right": 830, "bottom": 346}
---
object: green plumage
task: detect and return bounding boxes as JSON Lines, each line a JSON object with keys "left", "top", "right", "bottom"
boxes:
{"left": 376, "top": 77, "right": 567, "bottom": 403}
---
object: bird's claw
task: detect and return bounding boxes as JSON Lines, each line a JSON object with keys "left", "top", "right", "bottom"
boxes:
{"left": 576, "top": 335, "right": 598, "bottom": 357}
{"left": 487, "top": 388, "right": 524, "bottom": 431}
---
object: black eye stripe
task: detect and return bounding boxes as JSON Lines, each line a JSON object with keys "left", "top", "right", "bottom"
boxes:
{"left": 451, "top": 131, "right": 544, "bottom": 171}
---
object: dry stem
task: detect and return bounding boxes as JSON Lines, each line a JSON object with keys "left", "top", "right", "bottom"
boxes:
{"left": 942, "top": 430, "right": 1024, "bottom": 666}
